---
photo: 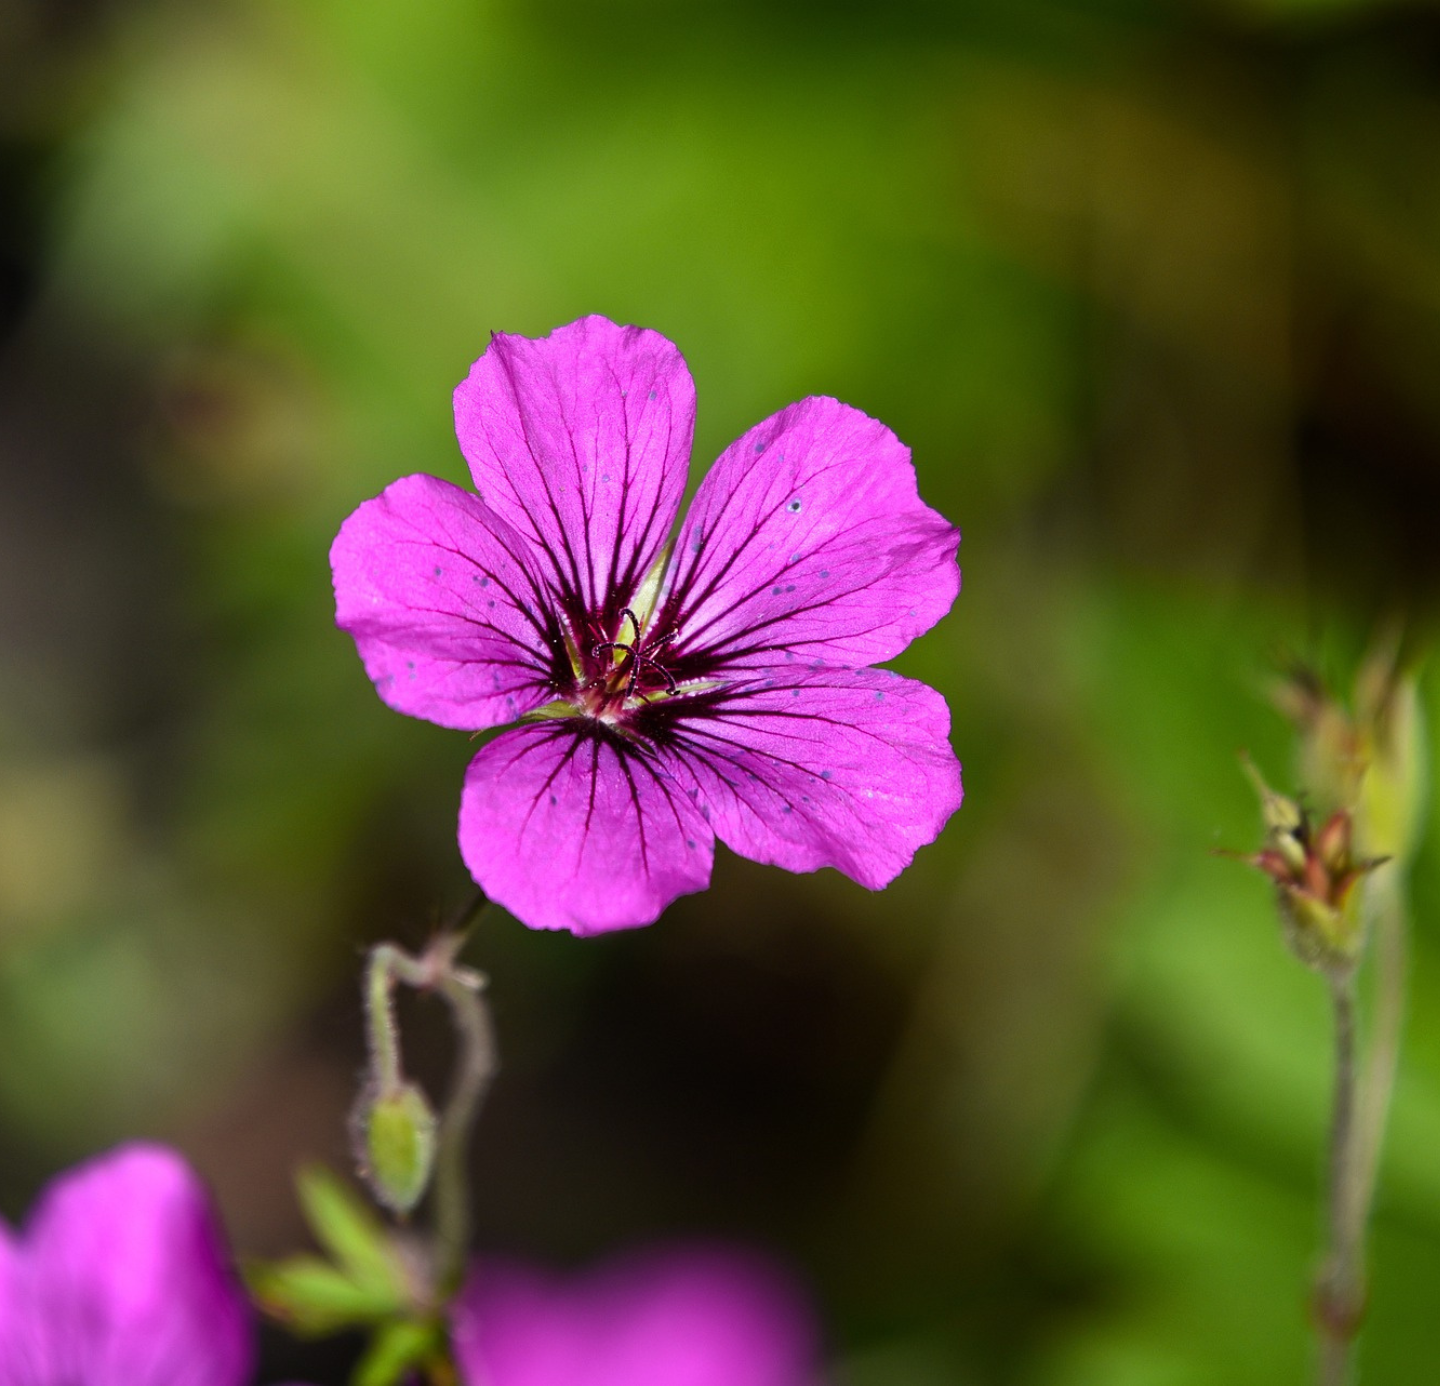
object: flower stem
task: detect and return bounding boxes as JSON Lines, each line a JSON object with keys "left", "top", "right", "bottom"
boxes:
{"left": 1311, "top": 870, "right": 1409, "bottom": 1386}
{"left": 431, "top": 953, "right": 497, "bottom": 1297}
{"left": 359, "top": 890, "right": 498, "bottom": 1301}
{"left": 1316, "top": 969, "right": 1363, "bottom": 1386}
{"left": 365, "top": 944, "right": 428, "bottom": 1100}
{"left": 1353, "top": 872, "right": 1407, "bottom": 1242}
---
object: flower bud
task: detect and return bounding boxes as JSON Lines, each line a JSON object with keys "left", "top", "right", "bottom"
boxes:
{"left": 1235, "top": 759, "right": 1387, "bottom": 975}
{"left": 357, "top": 1082, "right": 438, "bottom": 1217}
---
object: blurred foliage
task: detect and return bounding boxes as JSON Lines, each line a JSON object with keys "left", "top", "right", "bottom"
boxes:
{"left": 3, "top": 0, "right": 1440, "bottom": 1382}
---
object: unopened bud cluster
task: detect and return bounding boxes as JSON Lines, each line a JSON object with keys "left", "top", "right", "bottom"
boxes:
{"left": 1236, "top": 638, "right": 1426, "bottom": 974}
{"left": 1241, "top": 760, "right": 1384, "bottom": 974}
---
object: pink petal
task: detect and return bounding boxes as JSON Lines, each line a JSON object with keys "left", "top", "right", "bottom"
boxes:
{"left": 452, "top": 1246, "right": 818, "bottom": 1386}
{"left": 666, "top": 668, "right": 961, "bottom": 889}
{"left": 660, "top": 396, "right": 958, "bottom": 672}
{"left": 331, "top": 473, "right": 558, "bottom": 730}
{"left": 15, "top": 1144, "right": 253, "bottom": 1386}
{"left": 0, "top": 1218, "right": 20, "bottom": 1366}
{"left": 458, "top": 724, "right": 713, "bottom": 935}
{"left": 452, "top": 1264, "right": 594, "bottom": 1386}
{"left": 453, "top": 316, "right": 694, "bottom": 623}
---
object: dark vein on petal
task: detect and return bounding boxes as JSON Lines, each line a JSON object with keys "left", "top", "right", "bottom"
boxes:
{"left": 495, "top": 345, "right": 589, "bottom": 612}
{"left": 614, "top": 746, "right": 651, "bottom": 877}
{"left": 515, "top": 727, "right": 585, "bottom": 841}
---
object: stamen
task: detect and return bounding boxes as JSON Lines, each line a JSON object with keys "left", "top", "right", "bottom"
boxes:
{"left": 586, "top": 611, "right": 683, "bottom": 705}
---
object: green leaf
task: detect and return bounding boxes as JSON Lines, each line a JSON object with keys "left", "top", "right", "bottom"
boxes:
{"left": 247, "top": 1255, "right": 405, "bottom": 1335}
{"left": 296, "top": 1164, "right": 407, "bottom": 1295}
{"left": 353, "top": 1318, "right": 446, "bottom": 1386}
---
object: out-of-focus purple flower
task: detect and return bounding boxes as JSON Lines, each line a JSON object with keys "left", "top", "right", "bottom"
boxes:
{"left": 332, "top": 316, "right": 963, "bottom": 934}
{"left": 0, "top": 1144, "right": 255, "bottom": 1386}
{"left": 451, "top": 1244, "right": 819, "bottom": 1386}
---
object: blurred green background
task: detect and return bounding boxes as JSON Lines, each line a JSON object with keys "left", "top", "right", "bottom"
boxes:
{"left": 3, "top": 0, "right": 1440, "bottom": 1380}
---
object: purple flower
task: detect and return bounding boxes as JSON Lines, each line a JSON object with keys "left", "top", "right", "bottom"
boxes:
{"left": 332, "top": 315, "right": 962, "bottom": 934}
{"left": 0, "top": 1144, "right": 255, "bottom": 1386}
{"left": 451, "top": 1244, "right": 819, "bottom": 1386}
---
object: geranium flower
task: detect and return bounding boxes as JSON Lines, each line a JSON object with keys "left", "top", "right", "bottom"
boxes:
{"left": 0, "top": 1144, "right": 261, "bottom": 1386}
{"left": 332, "top": 315, "right": 962, "bottom": 933}
{"left": 451, "top": 1244, "right": 818, "bottom": 1386}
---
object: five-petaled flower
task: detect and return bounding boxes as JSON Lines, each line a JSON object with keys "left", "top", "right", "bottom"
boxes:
{"left": 332, "top": 315, "right": 963, "bottom": 934}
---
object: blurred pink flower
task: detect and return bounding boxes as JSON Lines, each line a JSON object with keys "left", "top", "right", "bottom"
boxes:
{"left": 451, "top": 1244, "right": 820, "bottom": 1386}
{"left": 0, "top": 1144, "right": 256, "bottom": 1386}
{"left": 332, "top": 315, "right": 963, "bottom": 935}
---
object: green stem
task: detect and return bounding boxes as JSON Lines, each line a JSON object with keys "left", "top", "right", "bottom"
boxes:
{"left": 432, "top": 964, "right": 497, "bottom": 1297}
{"left": 365, "top": 944, "right": 429, "bottom": 1099}
{"left": 1317, "top": 970, "right": 1362, "bottom": 1386}
{"left": 359, "top": 891, "right": 499, "bottom": 1302}
{"left": 1352, "top": 872, "right": 1407, "bottom": 1238}
{"left": 448, "top": 886, "right": 492, "bottom": 939}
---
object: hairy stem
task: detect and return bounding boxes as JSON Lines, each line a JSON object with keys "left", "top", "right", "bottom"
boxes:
{"left": 432, "top": 964, "right": 498, "bottom": 1297}
{"left": 365, "top": 944, "right": 430, "bottom": 1099}
{"left": 360, "top": 890, "right": 498, "bottom": 1301}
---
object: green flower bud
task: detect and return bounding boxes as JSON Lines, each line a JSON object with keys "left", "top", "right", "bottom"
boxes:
{"left": 358, "top": 1082, "right": 437, "bottom": 1217}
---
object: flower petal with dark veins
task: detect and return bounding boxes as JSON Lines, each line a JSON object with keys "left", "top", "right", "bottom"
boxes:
{"left": 659, "top": 396, "right": 959, "bottom": 674}
{"left": 651, "top": 667, "right": 962, "bottom": 889}
{"left": 332, "top": 474, "right": 561, "bottom": 730}
{"left": 458, "top": 722, "right": 714, "bottom": 935}
{"left": 454, "top": 316, "right": 695, "bottom": 629}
